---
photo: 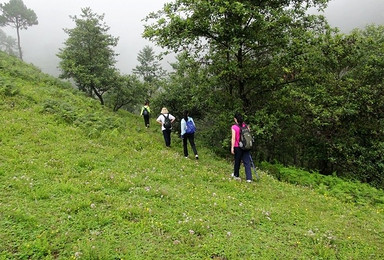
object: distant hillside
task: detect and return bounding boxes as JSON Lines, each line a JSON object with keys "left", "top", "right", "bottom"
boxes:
{"left": 1, "top": 51, "right": 383, "bottom": 259}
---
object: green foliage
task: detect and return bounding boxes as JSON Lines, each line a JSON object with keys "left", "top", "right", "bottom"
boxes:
{"left": 57, "top": 7, "right": 119, "bottom": 105}
{"left": 152, "top": 52, "right": 240, "bottom": 157}
{"left": 104, "top": 74, "right": 145, "bottom": 112}
{"left": 0, "top": 0, "right": 38, "bottom": 60}
{"left": 133, "top": 45, "right": 165, "bottom": 99}
{"left": 147, "top": 3, "right": 384, "bottom": 188}
{"left": 0, "top": 78, "right": 19, "bottom": 97}
{"left": 144, "top": 0, "right": 342, "bottom": 173}
{"left": 253, "top": 25, "right": 384, "bottom": 187}
{"left": 1, "top": 51, "right": 384, "bottom": 259}
{"left": 57, "top": 8, "right": 147, "bottom": 112}
{"left": 0, "top": 0, "right": 38, "bottom": 29}
{"left": 144, "top": 0, "right": 330, "bottom": 110}
{"left": 41, "top": 96, "right": 125, "bottom": 139}
{"left": 261, "top": 162, "right": 384, "bottom": 206}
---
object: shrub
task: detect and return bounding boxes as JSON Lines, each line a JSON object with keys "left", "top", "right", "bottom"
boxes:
{"left": 0, "top": 79, "right": 20, "bottom": 97}
{"left": 260, "top": 162, "right": 384, "bottom": 206}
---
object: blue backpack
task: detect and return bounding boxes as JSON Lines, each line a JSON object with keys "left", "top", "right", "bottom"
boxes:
{"left": 185, "top": 119, "right": 196, "bottom": 134}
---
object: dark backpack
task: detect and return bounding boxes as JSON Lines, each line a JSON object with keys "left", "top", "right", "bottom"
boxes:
{"left": 143, "top": 107, "right": 149, "bottom": 116}
{"left": 239, "top": 124, "right": 253, "bottom": 151}
{"left": 185, "top": 119, "right": 196, "bottom": 134}
{"left": 163, "top": 114, "right": 172, "bottom": 130}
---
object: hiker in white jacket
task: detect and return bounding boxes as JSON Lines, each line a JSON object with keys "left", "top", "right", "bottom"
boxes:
{"left": 180, "top": 110, "right": 198, "bottom": 159}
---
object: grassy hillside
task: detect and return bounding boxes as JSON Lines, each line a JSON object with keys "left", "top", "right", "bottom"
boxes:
{"left": 1, "top": 51, "right": 383, "bottom": 259}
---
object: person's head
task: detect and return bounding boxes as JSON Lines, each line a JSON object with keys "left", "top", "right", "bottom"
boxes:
{"left": 234, "top": 112, "right": 243, "bottom": 126}
{"left": 145, "top": 100, "right": 149, "bottom": 105}
{"left": 161, "top": 107, "right": 169, "bottom": 114}
{"left": 183, "top": 110, "right": 189, "bottom": 121}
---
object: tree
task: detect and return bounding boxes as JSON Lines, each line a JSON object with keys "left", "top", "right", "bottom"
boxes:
{"left": 0, "top": 0, "right": 38, "bottom": 60}
{"left": 143, "top": 0, "right": 330, "bottom": 112}
{"left": 133, "top": 45, "right": 164, "bottom": 83}
{"left": 57, "top": 8, "right": 119, "bottom": 105}
{"left": 252, "top": 25, "right": 384, "bottom": 187}
{"left": 0, "top": 28, "right": 18, "bottom": 56}
{"left": 133, "top": 45, "right": 165, "bottom": 98}
{"left": 104, "top": 74, "right": 145, "bottom": 112}
{"left": 144, "top": 0, "right": 331, "bottom": 156}
{"left": 145, "top": 1, "right": 384, "bottom": 187}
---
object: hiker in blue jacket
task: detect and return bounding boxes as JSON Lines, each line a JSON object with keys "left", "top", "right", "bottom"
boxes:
{"left": 180, "top": 110, "right": 198, "bottom": 159}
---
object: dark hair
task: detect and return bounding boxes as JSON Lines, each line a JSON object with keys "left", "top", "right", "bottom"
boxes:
{"left": 234, "top": 112, "right": 244, "bottom": 127}
{"left": 145, "top": 100, "right": 149, "bottom": 105}
{"left": 183, "top": 110, "right": 189, "bottom": 122}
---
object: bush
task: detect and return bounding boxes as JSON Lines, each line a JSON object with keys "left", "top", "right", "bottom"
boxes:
{"left": 0, "top": 80, "right": 20, "bottom": 97}
{"left": 260, "top": 162, "right": 384, "bottom": 206}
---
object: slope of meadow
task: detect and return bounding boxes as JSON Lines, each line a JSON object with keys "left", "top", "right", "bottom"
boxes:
{"left": 1, "top": 52, "right": 383, "bottom": 259}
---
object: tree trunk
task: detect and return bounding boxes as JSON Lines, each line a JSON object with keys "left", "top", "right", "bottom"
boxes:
{"left": 236, "top": 47, "right": 249, "bottom": 111}
{"left": 95, "top": 91, "right": 104, "bottom": 105}
{"left": 226, "top": 49, "right": 233, "bottom": 95}
{"left": 16, "top": 23, "right": 22, "bottom": 60}
{"left": 91, "top": 84, "right": 104, "bottom": 105}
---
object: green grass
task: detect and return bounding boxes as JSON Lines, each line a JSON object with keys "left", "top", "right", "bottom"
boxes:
{"left": 1, "top": 51, "right": 384, "bottom": 259}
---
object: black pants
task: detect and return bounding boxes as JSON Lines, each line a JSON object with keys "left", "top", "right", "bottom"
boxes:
{"left": 162, "top": 129, "right": 171, "bottom": 147}
{"left": 143, "top": 115, "right": 150, "bottom": 127}
{"left": 233, "top": 147, "right": 252, "bottom": 181}
{"left": 183, "top": 133, "right": 198, "bottom": 157}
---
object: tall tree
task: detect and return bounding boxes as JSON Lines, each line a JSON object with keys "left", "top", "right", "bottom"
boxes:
{"left": 133, "top": 45, "right": 165, "bottom": 98}
{"left": 143, "top": 0, "right": 330, "bottom": 112}
{"left": 133, "top": 45, "right": 163, "bottom": 83}
{"left": 57, "top": 7, "right": 119, "bottom": 105}
{"left": 0, "top": 0, "right": 38, "bottom": 60}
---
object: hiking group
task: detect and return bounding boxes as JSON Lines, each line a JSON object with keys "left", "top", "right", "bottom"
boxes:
{"left": 141, "top": 102, "right": 255, "bottom": 182}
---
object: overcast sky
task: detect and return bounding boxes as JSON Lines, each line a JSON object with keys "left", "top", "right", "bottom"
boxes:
{"left": 1, "top": 0, "right": 384, "bottom": 76}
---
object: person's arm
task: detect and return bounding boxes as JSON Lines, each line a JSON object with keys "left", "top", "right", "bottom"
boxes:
{"left": 170, "top": 114, "right": 176, "bottom": 123}
{"left": 191, "top": 118, "right": 196, "bottom": 127}
{"left": 180, "top": 119, "right": 186, "bottom": 136}
{"left": 231, "top": 128, "right": 236, "bottom": 155}
{"left": 140, "top": 107, "right": 143, "bottom": 116}
{"left": 156, "top": 115, "right": 163, "bottom": 125}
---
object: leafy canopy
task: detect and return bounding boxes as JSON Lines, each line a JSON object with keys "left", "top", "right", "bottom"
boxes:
{"left": 143, "top": 0, "right": 330, "bottom": 110}
{"left": 0, "top": 0, "right": 37, "bottom": 29}
{"left": 0, "top": 0, "right": 38, "bottom": 60}
{"left": 132, "top": 45, "right": 165, "bottom": 99}
{"left": 57, "top": 7, "right": 119, "bottom": 106}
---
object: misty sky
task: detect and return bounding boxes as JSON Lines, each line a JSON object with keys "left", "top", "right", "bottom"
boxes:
{"left": 1, "top": 0, "right": 384, "bottom": 76}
